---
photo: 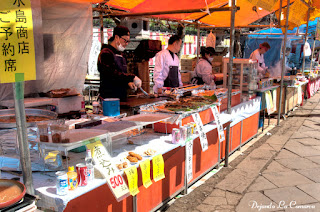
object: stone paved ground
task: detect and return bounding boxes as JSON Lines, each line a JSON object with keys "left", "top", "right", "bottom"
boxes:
{"left": 165, "top": 93, "right": 320, "bottom": 212}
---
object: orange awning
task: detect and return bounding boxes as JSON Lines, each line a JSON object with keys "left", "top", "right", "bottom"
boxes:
{"left": 62, "top": 0, "right": 318, "bottom": 28}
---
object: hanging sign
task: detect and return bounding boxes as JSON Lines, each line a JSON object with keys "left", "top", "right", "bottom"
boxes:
{"left": 185, "top": 139, "right": 193, "bottom": 183}
{"left": 211, "top": 106, "right": 225, "bottom": 143}
{"left": 86, "top": 140, "right": 129, "bottom": 202}
{"left": 152, "top": 154, "right": 165, "bottom": 182}
{"left": 192, "top": 113, "right": 208, "bottom": 151}
{"left": 265, "top": 91, "right": 275, "bottom": 115}
{"left": 124, "top": 166, "right": 139, "bottom": 196}
{"left": 140, "top": 159, "right": 152, "bottom": 188}
{"left": 0, "top": 0, "right": 36, "bottom": 83}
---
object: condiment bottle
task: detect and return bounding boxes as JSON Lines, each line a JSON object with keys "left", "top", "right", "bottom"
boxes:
{"left": 85, "top": 149, "right": 94, "bottom": 182}
{"left": 92, "top": 101, "right": 100, "bottom": 114}
{"left": 67, "top": 166, "right": 78, "bottom": 190}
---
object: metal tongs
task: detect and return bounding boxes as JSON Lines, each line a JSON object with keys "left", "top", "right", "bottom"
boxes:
{"left": 139, "top": 87, "right": 149, "bottom": 96}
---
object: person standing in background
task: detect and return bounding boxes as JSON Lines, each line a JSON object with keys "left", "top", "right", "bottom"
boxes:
{"left": 191, "top": 47, "right": 216, "bottom": 89}
{"left": 153, "top": 35, "right": 183, "bottom": 94}
{"left": 250, "top": 42, "right": 271, "bottom": 78}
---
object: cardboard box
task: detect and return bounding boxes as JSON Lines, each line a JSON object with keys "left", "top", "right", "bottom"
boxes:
{"left": 180, "top": 72, "right": 191, "bottom": 83}
{"left": 180, "top": 65, "right": 193, "bottom": 71}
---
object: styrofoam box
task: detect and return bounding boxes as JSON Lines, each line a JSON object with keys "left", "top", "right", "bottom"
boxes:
{"left": 51, "top": 95, "right": 83, "bottom": 114}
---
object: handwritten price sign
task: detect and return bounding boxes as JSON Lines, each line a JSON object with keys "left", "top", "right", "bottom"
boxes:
{"left": 186, "top": 139, "right": 193, "bottom": 183}
{"left": 140, "top": 159, "right": 152, "bottom": 188}
{"left": 152, "top": 154, "right": 165, "bottom": 182}
{"left": 87, "top": 140, "right": 129, "bottom": 201}
{"left": 124, "top": 166, "right": 139, "bottom": 196}
{"left": 192, "top": 113, "right": 208, "bottom": 151}
{"left": 211, "top": 106, "right": 225, "bottom": 143}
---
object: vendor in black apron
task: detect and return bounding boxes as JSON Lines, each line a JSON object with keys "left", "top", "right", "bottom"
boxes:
{"left": 153, "top": 35, "right": 183, "bottom": 94}
{"left": 97, "top": 26, "right": 142, "bottom": 101}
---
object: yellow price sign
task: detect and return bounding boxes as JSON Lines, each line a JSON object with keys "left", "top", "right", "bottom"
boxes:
{"left": 124, "top": 166, "right": 139, "bottom": 196}
{"left": 0, "top": 0, "right": 36, "bottom": 83}
{"left": 139, "top": 159, "right": 152, "bottom": 188}
{"left": 152, "top": 154, "right": 165, "bottom": 182}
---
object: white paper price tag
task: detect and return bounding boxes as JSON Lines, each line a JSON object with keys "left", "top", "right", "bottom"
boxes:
{"left": 87, "top": 141, "right": 129, "bottom": 201}
{"left": 192, "top": 113, "right": 208, "bottom": 151}
{"left": 185, "top": 139, "right": 193, "bottom": 183}
{"left": 211, "top": 106, "right": 225, "bottom": 143}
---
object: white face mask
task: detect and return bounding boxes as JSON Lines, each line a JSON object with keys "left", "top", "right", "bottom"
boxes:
{"left": 117, "top": 42, "right": 125, "bottom": 52}
{"left": 208, "top": 57, "right": 214, "bottom": 62}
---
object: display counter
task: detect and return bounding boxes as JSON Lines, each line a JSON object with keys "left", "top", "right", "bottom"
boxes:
{"left": 1, "top": 95, "right": 261, "bottom": 212}
{"left": 306, "top": 76, "right": 320, "bottom": 98}
{"left": 274, "top": 81, "right": 307, "bottom": 115}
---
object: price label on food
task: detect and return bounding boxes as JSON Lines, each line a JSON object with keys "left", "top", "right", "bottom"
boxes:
{"left": 185, "top": 139, "right": 193, "bottom": 183}
{"left": 211, "top": 106, "right": 225, "bottom": 143}
{"left": 0, "top": 0, "right": 36, "bottom": 83}
{"left": 86, "top": 140, "right": 129, "bottom": 201}
{"left": 152, "top": 154, "right": 165, "bottom": 182}
{"left": 192, "top": 113, "right": 208, "bottom": 151}
{"left": 124, "top": 166, "right": 139, "bottom": 196}
{"left": 140, "top": 159, "right": 152, "bottom": 188}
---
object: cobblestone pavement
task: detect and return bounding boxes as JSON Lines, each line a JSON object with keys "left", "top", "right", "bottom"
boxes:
{"left": 165, "top": 93, "right": 320, "bottom": 212}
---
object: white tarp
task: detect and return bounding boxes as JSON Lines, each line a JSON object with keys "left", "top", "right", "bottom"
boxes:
{"left": 0, "top": 0, "right": 92, "bottom": 102}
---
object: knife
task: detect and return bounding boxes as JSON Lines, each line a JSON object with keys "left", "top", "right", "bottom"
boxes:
{"left": 139, "top": 87, "right": 149, "bottom": 96}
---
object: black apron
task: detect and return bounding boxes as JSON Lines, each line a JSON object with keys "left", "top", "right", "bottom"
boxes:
{"left": 164, "top": 66, "right": 180, "bottom": 88}
{"left": 114, "top": 54, "right": 127, "bottom": 73}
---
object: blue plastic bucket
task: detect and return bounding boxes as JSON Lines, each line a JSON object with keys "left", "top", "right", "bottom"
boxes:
{"left": 102, "top": 98, "right": 120, "bottom": 116}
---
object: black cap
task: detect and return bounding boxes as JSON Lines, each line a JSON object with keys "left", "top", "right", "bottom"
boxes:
{"left": 113, "top": 26, "right": 130, "bottom": 37}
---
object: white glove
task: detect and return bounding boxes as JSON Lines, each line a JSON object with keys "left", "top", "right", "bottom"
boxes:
{"left": 133, "top": 76, "right": 142, "bottom": 88}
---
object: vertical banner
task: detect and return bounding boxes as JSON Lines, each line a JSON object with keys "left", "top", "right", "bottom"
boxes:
{"left": 211, "top": 106, "right": 225, "bottom": 143}
{"left": 0, "top": 0, "right": 36, "bottom": 83}
{"left": 316, "top": 19, "right": 320, "bottom": 41}
{"left": 185, "top": 139, "right": 193, "bottom": 183}
{"left": 86, "top": 140, "right": 130, "bottom": 202}
{"left": 192, "top": 113, "right": 208, "bottom": 151}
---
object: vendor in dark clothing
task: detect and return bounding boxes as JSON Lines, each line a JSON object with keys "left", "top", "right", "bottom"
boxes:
{"left": 97, "top": 26, "right": 141, "bottom": 101}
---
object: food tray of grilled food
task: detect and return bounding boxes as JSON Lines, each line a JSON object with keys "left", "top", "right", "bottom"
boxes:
{"left": 0, "top": 109, "right": 57, "bottom": 128}
{"left": 155, "top": 96, "right": 217, "bottom": 114}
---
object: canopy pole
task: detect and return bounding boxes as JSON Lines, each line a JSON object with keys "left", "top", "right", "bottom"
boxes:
{"left": 301, "top": 6, "right": 311, "bottom": 72}
{"left": 224, "top": 0, "right": 236, "bottom": 168}
{"left": 13, "top": 82, "right": 34, "bottom": 195}
{"left": 309, "top": 38, "right": 316, "bottom": 70}
{"left": 277, "top": 0, "right": 291, "bottom": 126}
{"left": 100, "top": 11, "right": 104, "bottom": 44}
{"left": 197, "top": 23, "right": 200, "bottom": 62}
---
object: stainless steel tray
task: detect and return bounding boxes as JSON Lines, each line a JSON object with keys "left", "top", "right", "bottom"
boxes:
{"left": 0, "top": 108, "right": 57, "bottom": 128}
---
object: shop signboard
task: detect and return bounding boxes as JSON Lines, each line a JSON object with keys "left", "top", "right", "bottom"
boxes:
{"left": 0, "top": 0, "right": 36, "bottom": 83}
{"left": 192, "top": 113, "right": 208, "bottom": 151}
{"left": 86, "top": 140, "right": 130, "bottom": 202}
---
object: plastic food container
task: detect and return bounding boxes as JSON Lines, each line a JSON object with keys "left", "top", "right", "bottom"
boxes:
{"left": 50, "top": 125, "right": 69, "bottom": 143}
{"left": 102, "top": 98, "right": 120, "bottom": 117}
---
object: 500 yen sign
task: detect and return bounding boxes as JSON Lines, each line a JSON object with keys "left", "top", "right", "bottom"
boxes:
{"left": 110, "top": 174, "right": 124, "bottom": 188}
